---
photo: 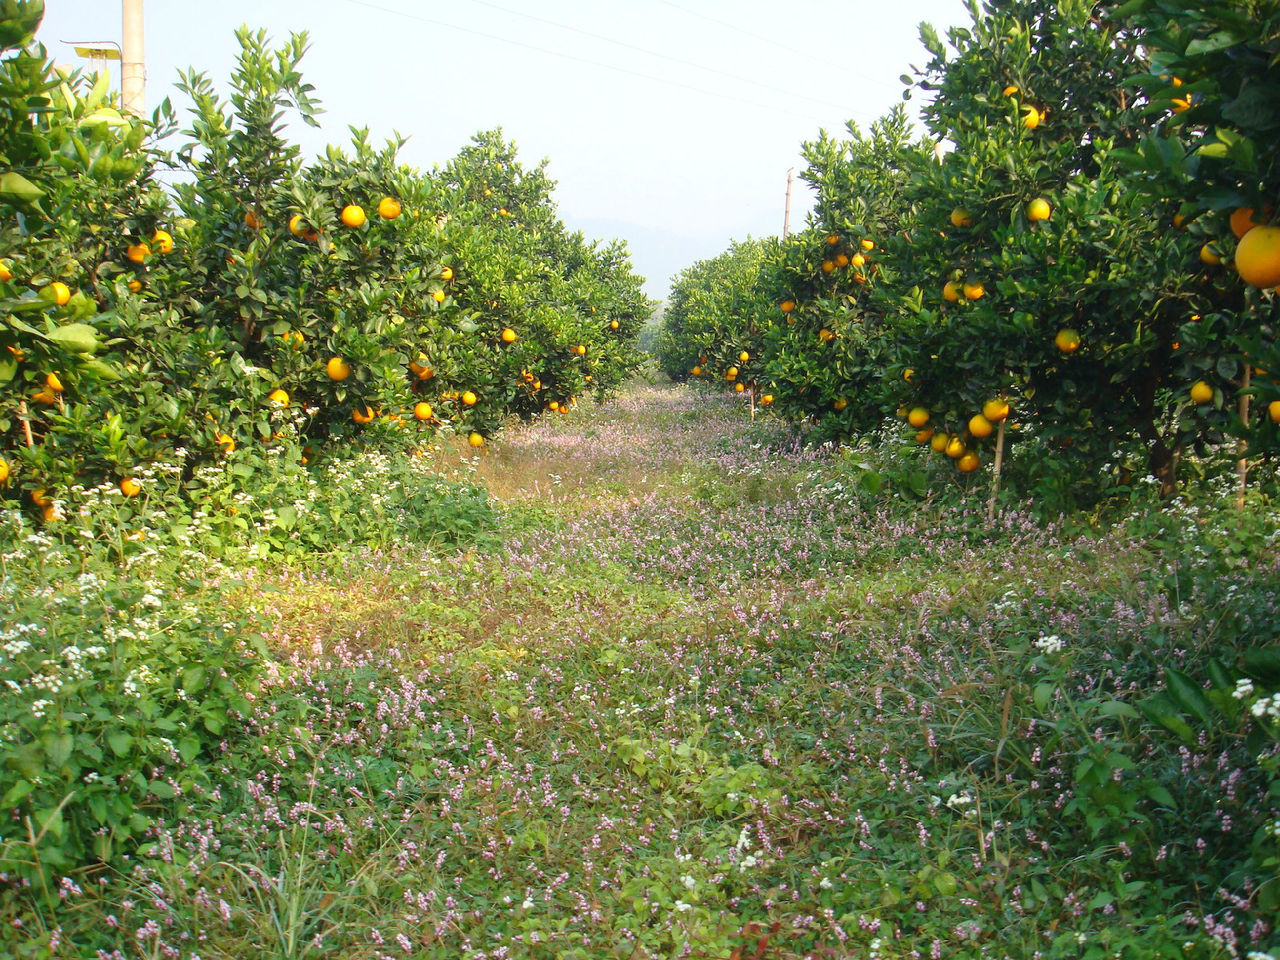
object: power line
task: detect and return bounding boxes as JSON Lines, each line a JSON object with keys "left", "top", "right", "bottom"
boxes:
{"left": 333, "top": 0, "right": 833, "bottom": 125}
{"left": 455, "top": 0, "right": 855, "bottom": 113}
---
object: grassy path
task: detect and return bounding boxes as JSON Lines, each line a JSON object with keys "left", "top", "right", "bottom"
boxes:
{"left": 23, "top": 380, "right": 1277, "bottom": 959}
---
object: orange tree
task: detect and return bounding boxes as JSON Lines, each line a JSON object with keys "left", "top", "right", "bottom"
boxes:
{"left": 655, "top": 237, "right": 768, "bottom": 394}
{"left": 878, "top": 0, "right": 1209, "bottom": 504}
{"left": 1114, "top": 0, "right": 1280, "bottom": 459}
{"left": 754, "top": 109, "right": 924, "bottom": 439}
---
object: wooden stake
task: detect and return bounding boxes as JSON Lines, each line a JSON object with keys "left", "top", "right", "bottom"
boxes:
{"left": 987, "top": 418, "right": 1006, "bottom": 524}
{"left": 1237, "top": 364, "right": 1251, "bottom": 509}
{"left": 18, "top": 400, "right": 33, "bottom": 448}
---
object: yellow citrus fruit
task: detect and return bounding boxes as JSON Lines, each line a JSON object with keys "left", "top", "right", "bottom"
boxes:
{"left": 826, "top": 234, "right": 840, "bottom": 245}
{"left": 942, "top": 281, "right": 962, "bottom": 303}
{"left": 0, "top": 260, "right": 13, "bottom": 282}
{"left": 468, "top": 432, "right": 485, "bottom": 448}
{"left": 340, "top": 205, "right": 366, "bottom": 228}
{"left": 915, "top": 428, "right": 934, "bottom": 443}
{"left": 413, "top": 401, "right": 433, "bottom": 421}
{"left": 957, "top": 451, "right": 980, "bottom": 472}
{"left": 575, "top": 344, "right": 586, "bottom": 355}
{"left": 691, "top": 366, "right": 702, "bottom": 376}
{"left": 1055, "top": 328, "right": 1081, "bottom": 354}
{"left": 31, "top": 488, "right": 52, "bottom": 507}
{"left": 288, "top": 214, "right": 307, "bottom": 237}
{"left": 835, "top": 253, "right": 850, "bottom": 267}
{"left": 461, "top": 390, "right": 478, "bottom": 406}
{"left": 1269, "top": 399, "right": 1280, "bottom": 423}
{"left": 120, "top": 477, "right": 141, "bottom": 497}
{"left": 950, "top": 207, "right": 974, "bottom": 228}
{"left": 1230, "top": 206, "right": 1269, "bottom": 239}
{"left": 930, "top": 432, "right": 950, "bottom": 453}
{"left": 1235, "top": 225, "right": 1280, "bottom": 288}
{"left": 904, "top": 369, "right": 914, "bottom": 383}
{"left": 861, "top": 239, "right": 874, "bottom": 251}
{"left": 610, "top": 319, "right": 620, "bottom": 330}
{"left": 945, "top": 436, "right": 967, "bottom": 459}
{"left": 739, "top": 351, "right": 749, "bottom": 363}
{"left": 780, "top": 299, "right": 796, "bottom": 313}
{"left": 725, "top": 366, "right": 738, "bottom": 380}
{"left": 1026, "top": 198, "right": 1051, "bottom": 222}
{"left": 0, "top": 458, "right": 8, "bottom": 484}
{"left": 818, "top": 329, "right": 834, "bottom": 342}
{"left": 982, "top": 398, "right": 1010, "bottom": 422}
{"left": 45, "top": 372, "right": 64, "bottom": 392}
{"left": 1200, "top": 243, "right": 1222, "bottom": 266}
{"left": 126, "top": 242, "right": 150, "bottom": 263}
{"left": 735, "top": 382, "right": 746, "bottom": 393}
{"left": 821, "top": 260, "right": 835, "bottom": 274}
{"left": 833, "top": 398, "right": 847, "bottom": 411}
{"left": 352, "top": 405, "right": 376, "bottom": 424}
{"left": 45, "top": 281, "right": 71, "bottom": 306}
{"left": 851, "top": 253, "right": 866, "bottom": 267}
{"left": 31, "top": 388, "right": 57, "bottom": 405}
{"left": 1171, "top": 97, "right": 1191, "bottom": 114}
{"left": 151, "top": 229, "right": 174, "bottom": 253}
{"left": 968, "top": 413, "right": 994, "bottom": 438}
{"left": 244, "top": 210, "right": 263, "bottom": 230}
{"left": 907, "top": 406, "right": 930, "bottom": 428}
{"left": 326, "top": 357, "right": 351, "bottom": 381}
{"left": 216, "top": 433, "right": 235, "bottom": 453}
{"left": 377, "top": 197, "right": 401, "bottom": 219}
{"left": 549, "top": 401, "right": 560, "bottom": 412}
{"left": 1190, "top": 380, "right": 1214, "bottom": 404}
{"left": 1022, "top": 106, "right": 1042, "bottom": 129}
{"left": 267, "top": 388, "right": 289, "bottom": 407}
{"left": 761, "top": 394, "right": 774, "bottom": 405}
{"left": 498, "top": 207, "right": 509, "bottom": 217}
{"left": 432, "top": 289, "right": 446, "bottom": 303}
{"left": 440, "top": 266, "right": 454, "bottom": 281}
{"left": 501, "top": 328, "right": 517, "bottom": 343}
{"left": 963, "top": 282, "right": 986, "bottom": 300}
{"left": 1002, "top": 84, "right": 1019, "bottom": 97}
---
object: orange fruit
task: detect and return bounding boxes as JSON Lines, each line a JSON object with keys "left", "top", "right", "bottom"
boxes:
{"left": 915, "top": 428, "right": 934, "bottom": 443}
{"left": 575, "top": 344, "right": 586, "bottom": 355}
{"left": 968, "top": 413, "right": 994, "bottom": 438}
{"left": 835, "top": 253, "right": 850, "bottom": 267}
{"left": 818, "top": 329, "right": 834, "bottom": 342}
{"left": 45, "top": 372, "right": 64, "bottom": 392}
{"left": 930, "top": 432, "right": 950, "bottom": 453}
{"left": 1171, "top": 97, "right": 1191, "bottom": 114}
{"left": 326, "top": 357, "right": 351, "bottom": 381}
{"left": 610, "top": 320, "right": 619, "bottom": 330}
{"left": 850, "top": 253, "right": 865, "bottom": 267}
{"left": 244, "top": 210, "right": 262, "bottom": 230}
{"left": 0, "top": 458, "right": 8, "bottom": 484}
{"left": 216, "top": 433, "right": 236, "bottom": 453}
{"left": 377, "top": 197, "right": 401, "bottom": 220}
{"left": 126, "top": 242, "right": 150, "bottom": 263}
{"left": 1022, "top": 106, "right": 1042, "bottom": 129}
{"left": 127, "top": 279, "right": 142, "bottom": 293}
{"left": 821, "top": 260, "right": 835, "bottom": 274}
{"left": 468, "top": 432, "right": 485, "bottom": 448}
{"left": 1026, "top": 198, "right": 1051, "bottom": 222}
{"left": 0, "top": 260, "right": 11, "bottom": 282}
{"left": 760, "top": 394, "right": 774, "bottom": 405}
{"left": 30, "top": 488, "right": 52, "bottom": 507}
{"left": 1055, "top": 328, "right": 1081, "bottom": 354}
{"left": 945, "top": 436, "right": 967, "bottom": 459}
{"left": 833, "top": 398, "right": 847, "bottom": 411}
{"left": 1230, "top": 207, "right": 1269, "bottom": 239}
{"left": 549, "top": 401, "right": 560, "bottom": 412}
{"left": 1235, "top": 225, "right": 1280, "bottom": 288}
{"left": 1269, "top": 399, "right": 1280, "bottom": 423}
{"left": 725, "top": 366, "right": 738, "bottom": 380}
{"left": 1190, "top": 380, "right": 1214, "bottom": 404}
{"left": 44, "top": 281, "right": 71, "bottom": 306}
{"left": 151, "top": 229, "right": 174, "bottom": 253}
{"left": 461, "top": 390, "right": 478, "bottom": 406}
{"left": 982, "top": 398, "right": 1010, "bottom": 422}
{"left": 738, "top": 351, "right": 749, "bottom": 363}
{"left": 352, "top": 405, "right": 376, "bottom": 424}
{"left": 413, "top": 401, "right": 434, "bottom": 421}
{"left": 963, "top": 282, "right": 986, "bottom": 300}
{"left": 735, "top": 382, "right": 746, "bottom": 393}
{"left": 120, "top": 477, "right": 142, "bottom": 497}
{"left": 780, "top": 299, "right": 796, "bottom": 313}
{"left": 957, "top": 451, "right": 980, "bottom": 472}
{"left": 691, "top": 366, "right": 702, "bottom": 376}
{"left": 907, "top": 406, "right": 930, "bottom": 428}
{"left": 860, "top": 239, "right": 874, "bottom": 251}
{"left": 1002, "top": 84, "right": 1019, "bottom": 97}
{"left": 267, "top": 388, "right": 290, "bottom": 407}
{"left": 942, "top": 281, "right": 962, "bottom": 303}
{"left": 950, "top": 207, "right": 974, "bottom": 228}
{"left": 288, "top": 214, "right": 307, "bottom": 237}
{"left": 340, "top": 204, "right": 366, "bottom": 228}
{"left": 31, "top": 388, "right": 57, "bottom": 405}
{"left": 826, "top": 234, "right": 840, "bottom": 245}
{"left": 501, "top": 328, "right": 518, "bottom": 343}
{"left": 440, "top": 266, "right": 454, "bottom": 281}
{"left": 432, "top": 290, "right": 446, "bottom": 303}
{"left": 1200, "top": 243, "right": 1222, "bottom": 266}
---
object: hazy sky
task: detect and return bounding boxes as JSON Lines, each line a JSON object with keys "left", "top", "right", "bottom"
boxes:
{"left": 38, "top": 0, "right": 969, "bottom": 299}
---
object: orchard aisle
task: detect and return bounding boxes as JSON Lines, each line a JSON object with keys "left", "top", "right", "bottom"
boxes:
{"left": 37, "top": 379, "right": 1276, "bottom": 959}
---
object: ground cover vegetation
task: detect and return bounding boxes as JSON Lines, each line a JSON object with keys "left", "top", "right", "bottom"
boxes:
{"left": 2, "top": 0, "right": 1280, "bottom": 958}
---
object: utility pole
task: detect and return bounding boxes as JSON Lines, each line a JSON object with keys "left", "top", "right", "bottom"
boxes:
{"left": 121, "top": 0, "right": 144, "bottom": 115}
{"left": 782, "top": 168, "right": 793, "bottom": 238}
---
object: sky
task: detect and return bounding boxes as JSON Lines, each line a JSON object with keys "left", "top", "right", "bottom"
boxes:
{"left": 37, "top": 0, "right": 971, "bottom": 300}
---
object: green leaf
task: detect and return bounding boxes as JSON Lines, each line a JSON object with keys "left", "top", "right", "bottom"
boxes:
{"left": 1, "top": 779, "right": 34, "bottom": 806}
{"left": 1244, "top": 646, "right": 1280, "bottom": 685}
{"left": 106, "top": 730, "right": 133, "bottom": 757}
{"left": 1138, "top": 692, "right": 1195, "bottom": 744}
{"left": 46, "top": 322, "right": 100, "bottom": 354}
{"left": 1165, "top": 667, "right": 1214, "bottom": 724}
{"left": 147, "top": 780, "right": 176, "bottom": 799}
{"left": 1098, "top": 699, "right": 1140, "bottom": 719}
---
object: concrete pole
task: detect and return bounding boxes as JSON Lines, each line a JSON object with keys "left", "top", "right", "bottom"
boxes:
{"left": 782, "top": 169, "right": 793, "bottom": 238}
{"left": 121, "top": 0, "right": 144, "bottom": 115}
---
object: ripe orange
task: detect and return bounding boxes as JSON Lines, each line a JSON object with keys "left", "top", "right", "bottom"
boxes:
{"left": 738, "top": 351, "right": 750, "bottom": 363}
{"left": 1230, "top": 206, "right": 1270, "bottom": 239}
{"left": 1199, "top": 243, "right": 1222, "bottom": 266}
{"left": 461, "top": 391, "right": 478, "bottom": 407}
{"left": 957, "top": 451, "right": 980, "bottom": 472}
{"left": 1002, "top": 84, "right": 1019, "bottom": 97}
{"left": 0, "top": 458, "right": 8, "bottom": 484}
{"left": 945, "top": 436, "right": 967, "bottom": 459}
{"left": 1190, "top": 380, "right": 1214, "bottom": 404}
{"left": 725, "top": 366, "right": 738, "bottom": 380}
{"left": 31, "top": 387, "right": 57, "bottom": 405}
{"left": 352, "top": 405, "right": 376, "bottom": 424}
{"left": 1171, "top": 97, "right": 1191, "bottom": 114}
{"left": 950, "top": 207, "right": 974, "bottom": 228}
{"left": 267, "top": 388, "right": 290, "bottom": 407}
{"left": 1269, "top": 399, "right": 1280, "bottom": 423}
{"left": 244, "top": 210, "right": 263, "bottom": 230}
{"left": 1235, "top": 225, "right": 1280, "bottom": 288}
{"left": 982, "top": 398, "right": 1010, "bottom": 422}
{"left": 691, "top": 366, "right": 702, "bottom": 376}
{"left": 441, "top": 266, "right": 454, "bottom": 281}
{"left": 216, "top": 432, "right": 236, "bottom": 453}
{"left": 835, "top": 253, "right": 850, "bottom": 267}
{"left": 0, "top": 260, "right": 11, "bottom": 282}
{"left": 326, "top": 357, "right": 351, "bottom": 381}
{"left": 288, "top": 214, "right": 307, "bottom": 237}
{"left": 501, "top": 328, "right": 518, "bottom": 343}
{"left": 968, "top": 413, "right": 994, "bottom": 438}
{"left": 610, "top": 319, "right": 620, "bottom": 330}
{"left": 44, "top": 281, "right": 71, "bottom": 306}
{"left": 915, "top": 428, "right": 934, "bottom": 443}
{"left": 942, "top": 281, "right": 961, "bottom": 303}
{"left": 1022, "top": 106, "right": 1043, "bottom": 129}
{"left": 126, "top": 242, "right": 150, "bottom": 263}
{"left": 30, "top": 488, "right": 52, "bottom": 507}
{"left": 151, "top": 229, "right": 174, "bottom": 253}
{"left": 340, "top": 204, "right": 366, "bottom": 228}
{"left": 818, "top": 329, "right": 834, "bottom": 342}
{"left": 45, "top": 372, "right": 63, "bottom": 392}
{"left": 826, "top": 234, "right": 840, "bottom": 245}
{"left": 414, "top": 401, "right": 434, "bottom": 421}
{"left": 432, "top": 289, "right": 447, "bottom": 303}
{"left": 468, "top": 432, "right": 485, "bottom": 448}
{"left": 963, "top": 281, "right": 985, "bottom": 300}
{"left": 549, "top": 401, "right": 560, "bottom": 412}
{"left": 377, "top": 197, "right": 402, "bottom": 219}
{"left": 120, "top": 477, "right": 141, "bottom": 497}
{"left": 735, "top": 382, "right": 746, "bottom": 393}
{"left": 860, "top": 239, "right": 874, "bottom": 251}
{"left": 904, "top": 368, "right": 914, "bottom": 382}
{"left": 1026, "top": 198, "right": 1051, "bottom": 222}
{"left": 575, "top": 344, "right": 586, "bottom": 355}
{"left": 127, "top": 279, "right": 142, "bottom": 293}
{"left": 1055, "top": 328, "right": 1081, "bottom": 354}
{"left": 821, "top": 260, "right": 836, "bottom": 274}
{"left": 780, "top": 299, "right": 796, "bottom": 313}
{"left": 907, "top": 406, "right": 930, "bottom": 428}
{"left": 930, "top": 432, "right": 950, "bottom": 453}
{"left": 850, "top": 253, "right": 866, "bottom": 268}
{"left": 833, "top": 398, "right": 847, "bottom": 411}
